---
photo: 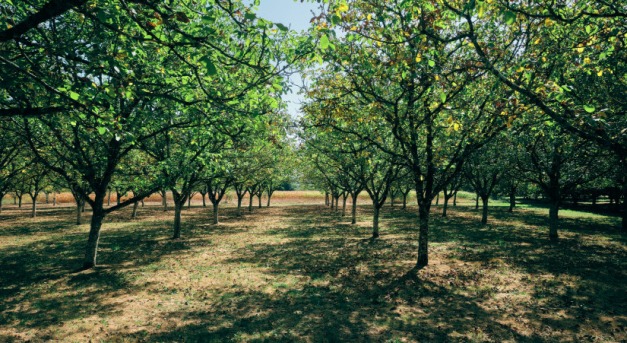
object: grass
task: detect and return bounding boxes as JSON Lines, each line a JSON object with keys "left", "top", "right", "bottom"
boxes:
{"left": 0, "top": 192, "right": 625, "bottom": 342}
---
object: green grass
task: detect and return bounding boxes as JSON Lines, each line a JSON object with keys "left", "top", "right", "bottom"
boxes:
{"left": 0, "top": 200, "right": 624, "bottom": 342}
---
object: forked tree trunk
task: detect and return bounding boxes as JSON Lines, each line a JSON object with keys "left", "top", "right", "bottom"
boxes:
{"left": 481, "top": 195, "right": 489, "bottom": 225}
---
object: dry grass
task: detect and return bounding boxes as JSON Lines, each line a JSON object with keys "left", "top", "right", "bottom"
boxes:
{"left": 0, "top": 194, "right": 625, "bottom": 342}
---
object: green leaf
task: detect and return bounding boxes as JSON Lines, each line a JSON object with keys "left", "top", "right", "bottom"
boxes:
{"left": 440, "top": 92, "right": 447, "bottom": 103}
{"left": 275, "top": 23, "right": 288, "bottom": 32}
{"left": 428, "top": 60, "right": 436, "bottom": 67}
{"left": 583, "top": 105, "right": 595, "bottom": 113}
{"left": 245, "top": 12, "right": 256, "bottom": 21}
{"left": 503, "top": 11, "right": 516, "bottom": 25}
{"left": 69, "top": 91, "right": 80, "bottom": 101}
{"left": 199, "top": 56, "right": 217, "bottom": 75}
{"left": 97, "top": 127, "right": 107, "bottom": 135}
{"left": 320, "top": 35, "right": 330, "bottom": 50}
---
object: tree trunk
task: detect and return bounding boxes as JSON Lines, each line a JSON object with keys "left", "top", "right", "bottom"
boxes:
{"left": 107, "top": 190, "right": 111, "bottom": 206}
{"left": 435, "top": 193, "right": 439, "bottom": 205}
{"left": 237, "top": 195, "right": 243, "bottom": 216}
{"left": 83, "top": 204, "right": 105, "bottom": 269}
{"left": 549, "top": 200, "right": 559, "bottom": 242}
{"left": 188, "top": 196, "right": 192, "bottom": 209}
{"left": 341, "top": 194, "right": 347, "bottom": 217}
{"left": 30, "top": 194, "right": 37, "bottom": 218}
{"left": 475, "top": 194, "right": 479, "bottom": 210}
{"left": 162, "top": 192, "right": 168, "bottom": 211}
{"left": 442, "top": 196, "right": 449, "bottom": 217}
{"left": 372, "top": 205, "right": 380, "bottom": 239}
{"left": 248, "top": 192, "right": 254, "bottom": 212}
{"left": 53, "top": 193, "right": 57, "bottom": 206}
{"left": 402, "top": 193, "right": 407, "bottom": 209}
{"left": 116, "top": 192, "right": 121, "bottom": 206}
{"left": 212, "top": 203, "right": 219, "bottom": 225}
{"left": 453, "top": 191, "right": 457, "bottom": 206}
{"left": 267, "top": 191, "right": 273, "bottom": 207}
{"left": 45, "top": 192, "right": 49, "bottom": 204}
{"left": 201, "top": 193, "right": 207, "bottom": 207}
{"left": 481, "top": 196, "right": 489, "bottom": 225}
{"left": 172, "top": 201, "right": 183, "bottom": 239}
{"left": 351, "top": 193, "right": 358, "bottom": 224}
{"left": 416, "top": 201, "right": 430, "bottom": 269}
{"left": 257, "top": 194, "right": 262, "bottom": 208}
{"left": 75, "top": 200, "right": 83, "bottom": 225}
{"left": 141, "top": 199, "right": 144, "bottom": 207}
{"left": 508, "top": 188, "right": 516, "bottom": 212}
{"left": 325, "top": 192, "right": 329, "bottom": 206}
{"left": 131, "top": 201, "right": 139, "bottom": 219}
{"left": 390, "top": 194, "right": 395, "bottom": 207}
{"left": 18, "top": 194, "right": 22, "bottom": 208}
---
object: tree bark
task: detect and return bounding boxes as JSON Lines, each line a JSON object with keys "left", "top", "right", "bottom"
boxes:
{"left": 416, "top": 201, "right": 430, "bottom": 268}
{"left": 18, "top": 194, "right": 22, "bottom": 208}
{"left": 188, "top": 196, "right": 192, "bottom": 209}
{"left": 475, "top": 194, "right": 479, "bottom": 210}
{"left": 267, "top": 191, "right": 274, "bottom": 207}
{"left": 131, "top": 201, "right": 139, "bottom": 219}
{"left": 107, "top": 190, "right": 111, "bottom": 206}
{"left": 172, "top": 201, "right": 183, "bottom": 239}
{"left": 453, "top": 191, "right": 457, "bottom": 206}
{"left": 508, "top": 188, "right": 516, "bottom": 212}
{"left": 75, "top": 200, "right": 83, "bottom": 225}
{"left": 53, "top": 193, "right": 57, "bottom": 206}
{"left": 481, "top": 196, "right": 489, "bottom": 225}
{"left": 402, "top": 192, "right": 408, "bottom": 209}
{"left": 248, "top": 192, "right": 254, "bottom": 212}
{"left": 162, "top": 192, "right": 168, "bottom": 211}
{"left": 237, "top": 194, "right": 243, "bottom": 216}
{"left": 341, "top": 194, "right": 347, "bottom": 217}
{"left": 212, "top": 203, "right": 219, "bottom": 224}
{"left": 30, "top": 194, "right": 37, "bottom": 218}
{"left": 442, "top": 196, "right": 449, "bottom": 217}
{"left": 83, "top": 203, "right": 105, "bottom": 269}
{"left": 372, "top": 205, "right": 380, "bottom": 239}
{"left": 549, "top": 199, "right": 559, "bottom": 242}
{"left": 257, "top": 193, "right": 262, "bottom": 208}
{"left": 435, "top": 193, "right": 439, "bottom": 206}
{"left": 351, "top": 193, "right": 358, "bottom": 224}
{"left": 201, "top": 192, "right": 207, "bottom": 207}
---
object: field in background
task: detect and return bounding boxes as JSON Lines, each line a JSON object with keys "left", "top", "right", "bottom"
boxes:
{"left": 0, "top": 191, "right": 624, "bottom": 342}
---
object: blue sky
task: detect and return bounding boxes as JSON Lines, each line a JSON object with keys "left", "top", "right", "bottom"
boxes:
{"left": 254, "top": 0, "right": 322, "bottom": 119}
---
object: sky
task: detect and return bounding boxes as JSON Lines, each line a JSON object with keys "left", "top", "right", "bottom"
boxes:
{"left": 254, "top": 0, "right": 322, "bottom": 119}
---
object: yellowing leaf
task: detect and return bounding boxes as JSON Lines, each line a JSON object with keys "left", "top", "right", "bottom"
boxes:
{"left": 453, "top": 122, "right": 460, "bottom": 131}
{"left": 337, "top": 3, "right": 349, "bottom": 13}
{"left": 415, "top": 54, "right": 422, "bottom": 62}
{"left": 583, "top": 57, "right": 591, "bottom": 64}
{"left": 367, "top": 14, "right": 372, "bottom": 20}
{"left": 597, "top": 70, "right": 603, "bottom": 76}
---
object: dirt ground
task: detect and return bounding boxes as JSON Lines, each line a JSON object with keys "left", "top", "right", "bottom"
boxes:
{"left": 0, "top": 192, "right": 625, "bottom": 342}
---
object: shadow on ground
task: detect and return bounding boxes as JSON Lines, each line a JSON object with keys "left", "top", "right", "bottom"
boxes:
{"left": 0, "top": 204, "right": 625, "bottom": 342}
